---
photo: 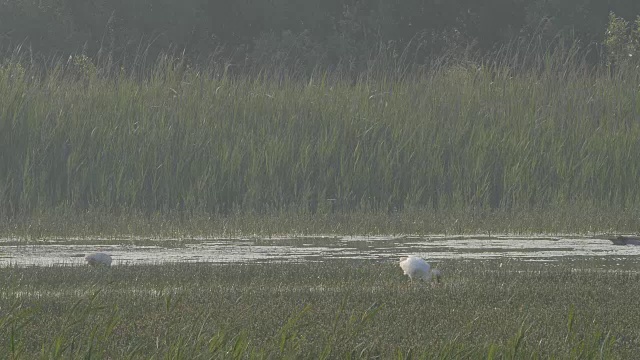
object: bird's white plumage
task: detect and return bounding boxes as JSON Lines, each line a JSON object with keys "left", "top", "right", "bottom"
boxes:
{"left": 399, "top": 256, "right": 440, "bottom": 282}
{"left": 85, "top": 252, "right": 112, "bottom": 267}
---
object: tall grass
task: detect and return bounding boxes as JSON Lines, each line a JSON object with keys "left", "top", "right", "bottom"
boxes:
{"left": 1, "top": 47, "right": 639, "bottom": 229}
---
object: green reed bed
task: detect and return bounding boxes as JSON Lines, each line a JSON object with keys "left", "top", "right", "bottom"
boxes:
{"left": 0, "top": 260, "right": 638, "bottom": 358}
{"left": 1, "top": 53, "right": 640, "bottom": 234}
{"left": 2, "top": 204, "right": 638, "bottom": 240}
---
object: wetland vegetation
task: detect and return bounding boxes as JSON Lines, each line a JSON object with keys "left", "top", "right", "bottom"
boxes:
{"left": 1, "top": 260, "right": 638, "bottom": 358}
{"left": 1, "top": 4, "right": 640, "bottom": 358}
{"left": 1, "top": 41, "right": 640, "bottom": 237}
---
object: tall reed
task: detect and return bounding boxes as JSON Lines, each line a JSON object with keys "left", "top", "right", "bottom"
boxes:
{"left": 1, "top": 47, "right": 638, "bottom": 218}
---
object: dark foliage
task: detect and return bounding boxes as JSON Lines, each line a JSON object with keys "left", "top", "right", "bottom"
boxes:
{"left": 1, "top": 0, "right": 639, "bottom": 72}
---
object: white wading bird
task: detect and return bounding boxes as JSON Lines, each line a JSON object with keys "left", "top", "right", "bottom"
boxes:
{"left": 85, "top": 252, "right": 113, "bottom": 267}
{"left": 399, "top": 256, "right": 441, "bottom": 284}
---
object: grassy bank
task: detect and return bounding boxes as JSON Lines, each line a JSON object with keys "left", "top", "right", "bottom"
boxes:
{"left": 1, "top": 51, "right": 640, "bottom": 233}
{"left": 1, "top": 205, "right": 638, "bottom": 239}
{"left": 0, "top": 260, "right": 637, "bottom": 358}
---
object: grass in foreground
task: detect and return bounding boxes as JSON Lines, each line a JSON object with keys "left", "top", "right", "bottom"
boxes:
{"left": 0, "top": 259, "right": 638, "bottom": 358}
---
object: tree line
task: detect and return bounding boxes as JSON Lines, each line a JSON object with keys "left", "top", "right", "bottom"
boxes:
{"left": 1, "top": 0, "right": 639, "bottom": 73}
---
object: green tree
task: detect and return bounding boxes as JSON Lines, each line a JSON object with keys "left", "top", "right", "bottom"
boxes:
{"left": 604, "top": 12, "right": 640, "bottom": 68}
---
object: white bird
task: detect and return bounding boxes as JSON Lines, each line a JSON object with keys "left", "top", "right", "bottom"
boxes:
{"left": 399, "top": 256, "right": 441, "bottom": 283}
{"left": 85, "top": 252, "right": 112, "bottom": 267}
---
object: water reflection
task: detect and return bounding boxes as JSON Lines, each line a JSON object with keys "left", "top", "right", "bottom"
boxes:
{"left": 1, "top": 235, "right": 639, "bottom": 267}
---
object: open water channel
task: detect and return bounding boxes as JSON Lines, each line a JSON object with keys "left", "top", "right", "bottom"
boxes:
{"left": 1, "top": 234, "right": 640, "bottom": 267}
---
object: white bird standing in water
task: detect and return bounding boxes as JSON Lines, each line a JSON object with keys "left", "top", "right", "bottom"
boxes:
{"left": 85, "top": 252, "right": 112, "bottom": 267}
{"left": 399, "top": 256, "right": 441, "bottom": 284}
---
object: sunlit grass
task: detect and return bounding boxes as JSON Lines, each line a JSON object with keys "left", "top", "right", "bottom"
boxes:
{"left": 0, "top": 260, "right": 637, "bottom": 358}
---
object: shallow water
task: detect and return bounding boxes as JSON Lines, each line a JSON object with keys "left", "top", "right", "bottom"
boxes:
{"left": 1, "top": 234, "right": 640, "bottom": 267}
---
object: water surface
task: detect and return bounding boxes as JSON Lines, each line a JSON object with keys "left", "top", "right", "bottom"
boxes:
{"left": 1, "top": 234, "right": 639, "bottom": 267}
